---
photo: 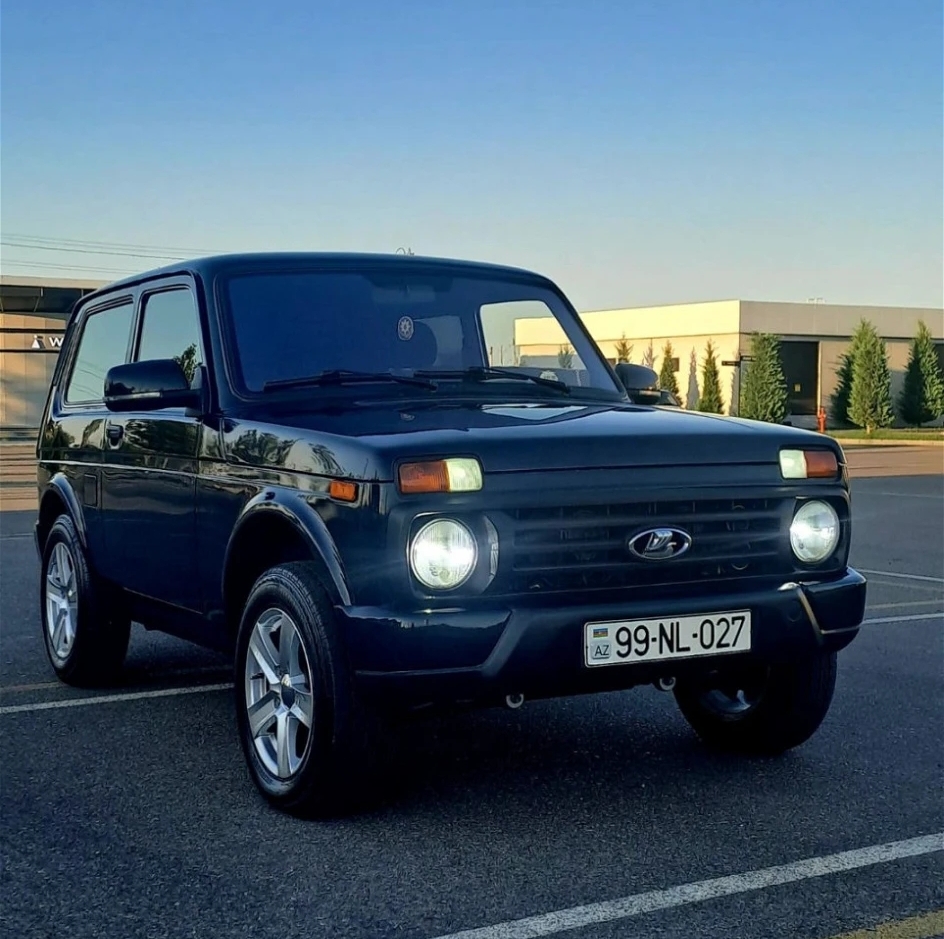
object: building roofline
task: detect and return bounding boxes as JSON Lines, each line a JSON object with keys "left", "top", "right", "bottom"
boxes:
{"left": 581, "top": 299, "right": 740, "bottom": 315}
{"left": 581, "top": 297, "right": 943, "bottom": 315}
{"left": 0, "top": 274, "right": 108, "bottom": 289}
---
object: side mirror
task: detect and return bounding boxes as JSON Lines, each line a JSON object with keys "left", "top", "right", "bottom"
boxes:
{"left": 614, "top": 363, "right": 662, "bottom": 404}
{"left": 105, "top": 359, "right": 202, "bottom": 412}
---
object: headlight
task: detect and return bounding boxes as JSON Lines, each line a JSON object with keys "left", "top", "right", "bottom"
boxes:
{"left": 790, "top": 500, "right": 840, "bottom": 563}
{"left": 409, "top": 518, "right": 477, "bottom": 590}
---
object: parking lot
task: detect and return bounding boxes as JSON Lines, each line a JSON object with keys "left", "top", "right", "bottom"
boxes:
{"left": 1, "top": 444, "right": 942, "bottom": 939}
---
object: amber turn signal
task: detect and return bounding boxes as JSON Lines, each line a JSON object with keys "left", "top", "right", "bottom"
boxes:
{"left": 328, "top": 479, "right": 358, "bottom": 502}
{"left": 779, "top": 448, "right": 839, "bottom": 479}
{"left": 398, "top": 457, "right": 483, "bottom": 494}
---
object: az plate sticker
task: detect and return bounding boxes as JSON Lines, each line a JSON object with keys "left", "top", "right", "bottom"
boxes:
{"left": 397, "top": 316, "right": 414, "bottom": 341}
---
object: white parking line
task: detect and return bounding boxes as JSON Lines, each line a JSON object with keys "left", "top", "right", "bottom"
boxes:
{"left": 0, "top": 682, "right": 233, "bottom": 716}
{"left": 854, "top": 490, "right": 944, "bottom": 499}
{"left": 859, "top": 569, "right": 944, "bottom": 584}
{"left": 430, "top": 833, "right": 944, "bottom": 939}
{"left": 861, "top": 613, "right": 943, "bottom": 626}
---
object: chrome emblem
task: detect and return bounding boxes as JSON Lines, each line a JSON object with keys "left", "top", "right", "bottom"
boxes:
{"left": 627, "top": 527, "right": 692, "bottom": 561}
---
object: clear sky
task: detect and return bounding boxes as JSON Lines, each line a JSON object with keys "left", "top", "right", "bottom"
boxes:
{"left": 1, "top": 0, "right": 941, "bottom": 311}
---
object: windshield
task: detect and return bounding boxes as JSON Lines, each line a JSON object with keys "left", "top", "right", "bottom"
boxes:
{"left": 218, "top": 267, "right": 622, "bottom": 399}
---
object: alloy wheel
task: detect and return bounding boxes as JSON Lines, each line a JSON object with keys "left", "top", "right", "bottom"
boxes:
{"left": 45, "top": 542, "right": 78, "bottom": 661}
{"left": 244, "top": 608, "right": 315, "bottom": 779}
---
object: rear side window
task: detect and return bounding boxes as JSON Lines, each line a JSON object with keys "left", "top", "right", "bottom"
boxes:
{"left": 64, "top": 301, "right": 134, "bottom": 404}
{"left": 135, "top": 288, "right": 204, "bottom": 387}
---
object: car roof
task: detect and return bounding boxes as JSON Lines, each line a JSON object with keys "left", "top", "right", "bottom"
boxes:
{"left": 75, "top": 251, "right": 558, "bottom": 308}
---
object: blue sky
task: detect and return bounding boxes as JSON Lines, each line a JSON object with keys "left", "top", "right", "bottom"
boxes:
{"left": 2, "top": 0, "right": 941, "bottom": 310}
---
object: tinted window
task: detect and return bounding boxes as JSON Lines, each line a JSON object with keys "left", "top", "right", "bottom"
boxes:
{"left": 136, "top": 288, "right": 203, "bottom": 387}
{"left": 221, "top": 270, "right": 619, "bottom": 396}
{"left": 64, "top": 301, "right": 134, "bottom": 404}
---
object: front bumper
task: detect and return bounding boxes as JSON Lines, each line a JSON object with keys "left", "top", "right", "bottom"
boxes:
{"left": 339, "top": 567, "right": 866, "bottom": 707}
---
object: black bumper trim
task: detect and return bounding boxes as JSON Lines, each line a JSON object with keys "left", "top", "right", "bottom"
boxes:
{"left": 343, "top": 567, "right": 867, "bottom": 706}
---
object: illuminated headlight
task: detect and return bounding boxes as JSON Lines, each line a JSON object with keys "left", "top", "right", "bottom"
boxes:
{"left": 790, "top": 500, "right": 840, "bottom": 563}
{"left": 409, "top": 518, "right": 478, "bottom": 590}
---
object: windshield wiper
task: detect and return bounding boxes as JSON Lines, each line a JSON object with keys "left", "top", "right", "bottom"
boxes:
{"left": 263, "top": 369, "right": 438, "bottom": 392}
{"left": 416, "top": 366, "right": 571, "bottom": 394}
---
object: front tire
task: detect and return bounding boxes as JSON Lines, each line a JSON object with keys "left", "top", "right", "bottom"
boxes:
{"left": 40, "top": 514, "right": 131, "bottom": 686}
{"left": 673, "top": 651, "right": 838, "bottom": 755}
{"left": 234, "top": 561, "right": 378, "bottom": 817}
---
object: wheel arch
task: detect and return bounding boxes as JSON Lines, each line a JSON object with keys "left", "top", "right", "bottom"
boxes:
{"left": 37, "top": 475, "right": 88, "bottom": 554}
{"left": 222, "top": 492, "right": 351, "bottom": 637}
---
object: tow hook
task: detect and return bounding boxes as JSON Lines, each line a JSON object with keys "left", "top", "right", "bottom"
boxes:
{"left": 505, "top": 693, "right": 525, "bottom": 709}
{"left": 654, "top": 677, "right": 676, "bottom": 692}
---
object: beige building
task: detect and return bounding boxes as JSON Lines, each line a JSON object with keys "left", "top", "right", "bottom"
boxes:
{"left": 0, "top": 276, "right": 105, "bottom": 436}
{"left": 516, "top": 299, "right": 944, "bottom": 426}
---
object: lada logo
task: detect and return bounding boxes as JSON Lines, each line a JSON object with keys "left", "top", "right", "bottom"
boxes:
{"left": 627, "top": 527, "right": 692, "bottom": 561}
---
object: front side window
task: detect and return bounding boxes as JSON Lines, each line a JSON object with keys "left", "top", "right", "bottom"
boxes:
{"left": 219, "top": 269, "right": 620, "bottom": 399}
{"left": 136, "top": 288, "right": 203, "bottom": 387}
{"left": 64, "top": 300, "right": 134, "bottom": 404}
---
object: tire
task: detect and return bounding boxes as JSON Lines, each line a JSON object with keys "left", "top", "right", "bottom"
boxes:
{"left": 673, "top": 651, "right": 838, "bottom": 755}
{"left": 39, "top": 514, "right": 131, "bottom": 687}
{"left": 234, "top": 561, "right": 379, "bottom": 818}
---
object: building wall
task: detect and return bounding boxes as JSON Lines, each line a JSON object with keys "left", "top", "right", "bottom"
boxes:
{"left": 516, "top": 298, "right": 944, "bottom": 424}
{"left": 0, "top": 313, "right": 65, "bottom": 432}
{"left": 740, "top": 300, "right": 943, "bottom": 341}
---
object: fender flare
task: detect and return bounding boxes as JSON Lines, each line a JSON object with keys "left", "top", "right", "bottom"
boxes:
{"left": 38, "top": 474, "right": 89, "bottom": 552}
{"left": 221, "top": 490, "right": 352, "bottom": 609}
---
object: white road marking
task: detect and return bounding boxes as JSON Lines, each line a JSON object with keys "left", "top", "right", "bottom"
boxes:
{"left": 430, "top": 833, "right": 944, "bottom": 939}
{"left": 854, "top": 490, "right": 944, "bottom": 499}
{"left": 859, "top": 569, "right": 944, "bottom": 584}
{"left": 0, "top": 682, "right": 233, "bottom": 716}
{"left": 861, "top": 613, "right": 943, "bottom": 626}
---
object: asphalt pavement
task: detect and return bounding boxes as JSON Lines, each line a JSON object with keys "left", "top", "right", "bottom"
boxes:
{"left": 1, "top": 447, "right": 942, "bottom": 939}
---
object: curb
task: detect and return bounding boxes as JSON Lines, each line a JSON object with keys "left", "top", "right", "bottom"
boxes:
{"left": 832, "top": 438, "right": 944, "bottom": 448}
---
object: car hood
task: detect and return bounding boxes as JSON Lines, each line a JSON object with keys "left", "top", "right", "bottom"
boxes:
{"left": 221, "top": 400, "right": 840, "bottom": 481}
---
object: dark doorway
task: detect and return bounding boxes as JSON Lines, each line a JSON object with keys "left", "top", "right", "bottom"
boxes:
{"left": 779, "top": 340, "right": 819, "bottom": 416}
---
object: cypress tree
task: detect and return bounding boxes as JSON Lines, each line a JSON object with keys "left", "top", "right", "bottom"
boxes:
{"left": 830, "top": 350, "right": 854, "bottom": 426}
{"left": 614, "top": 334, "right": 633, "bottom": 363}
{"left": 658, "top": 340, "right": 680, "bottom": 396}
{"left": 740, "top": 333, "right": 788, "bottom": 424}
{"left": 848, "top": 320, "right": 894, "bottom": 434}
{"left": 697, "top": 339, "right": 724, "bottom": 413}
{"left": 898, "top": 320, "right": 944, "bottom": 426}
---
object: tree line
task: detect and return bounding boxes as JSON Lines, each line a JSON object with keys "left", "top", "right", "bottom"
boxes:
{"left": 616, "top": 320, "right": 944, "bottom": 431}
{"left": 830, "top": 319, "right": 944, "bottom": 433}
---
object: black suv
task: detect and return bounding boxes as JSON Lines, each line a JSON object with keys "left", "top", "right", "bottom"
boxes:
{"left": 35, "top": 252, "right": 866, "bottom": 815}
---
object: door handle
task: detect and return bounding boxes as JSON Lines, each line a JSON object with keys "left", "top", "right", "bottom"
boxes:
{"left": 105, "top": 422, "right": 124, "bottom": 446}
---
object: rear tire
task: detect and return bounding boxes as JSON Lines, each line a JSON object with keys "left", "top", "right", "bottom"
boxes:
{"left": 39, "top": 514, "right": 131, "bottom": 687}
{"left": 234, "top": 561, "right": 379, "bottom": 817}
{"left": 673, "top": 651, "right": 838, "bottom": 755}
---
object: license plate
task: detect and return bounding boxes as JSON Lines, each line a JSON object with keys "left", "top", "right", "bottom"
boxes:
{"left": 584, "top": 610, "right": 752, "bottom": 667}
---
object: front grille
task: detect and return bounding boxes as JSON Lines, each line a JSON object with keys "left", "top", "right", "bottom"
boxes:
{"left": 506, "top": 496, "right": 788, "bottom": 594}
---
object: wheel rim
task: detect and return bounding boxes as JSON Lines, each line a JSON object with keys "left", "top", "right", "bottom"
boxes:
{"left": 45, "top": 542, "right": 78, "bottom": 661}
{"left": 244, "top": 608, "right": 315, "bottom": 779}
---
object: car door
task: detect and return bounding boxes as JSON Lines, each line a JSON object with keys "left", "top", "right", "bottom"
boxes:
{"left": 100, "top": 278, "right": 206, "bottom": 611}
{"left": 51, "top": 297, "right": 137, "bottom": 563}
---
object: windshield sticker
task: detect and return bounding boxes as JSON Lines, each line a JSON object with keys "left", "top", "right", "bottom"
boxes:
{"left": 397, "top": 316, "right": 415, "bottom": 341}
